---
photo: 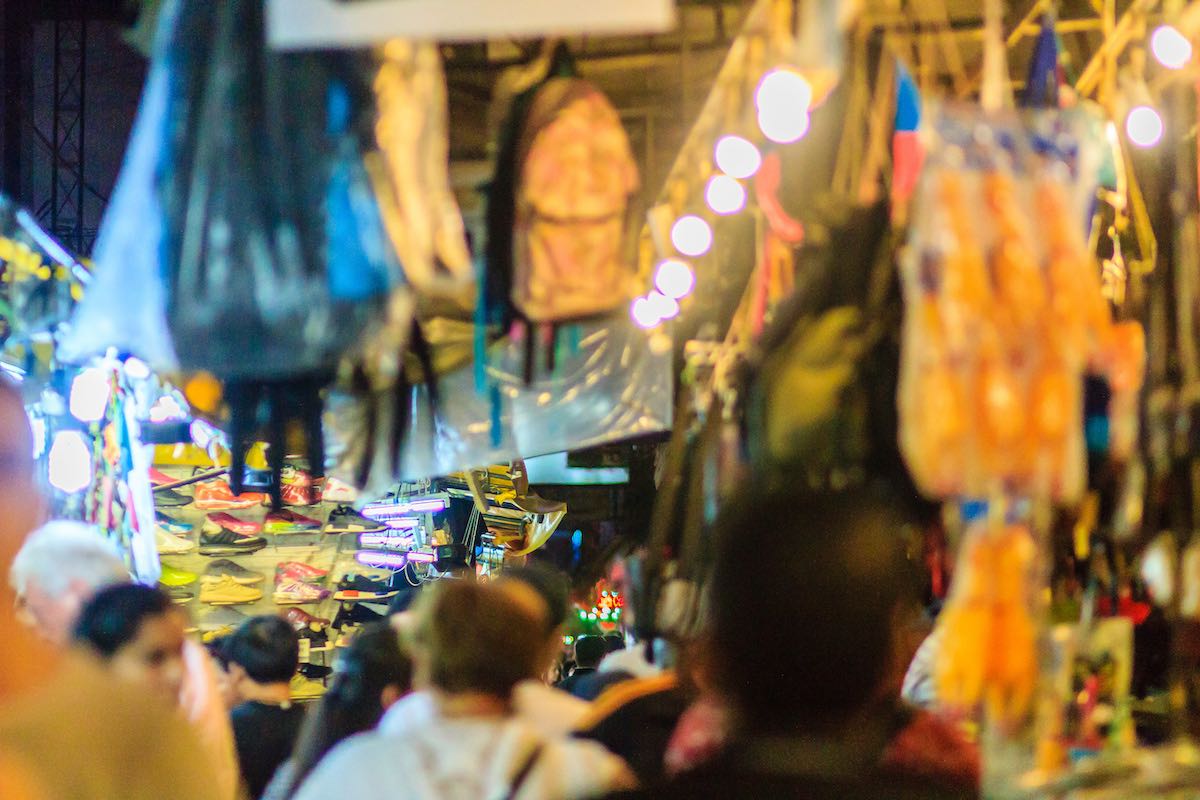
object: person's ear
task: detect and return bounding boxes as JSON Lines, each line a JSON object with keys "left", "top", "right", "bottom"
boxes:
{"left": 380, "top": 684, "right": 403, "bottom": 710}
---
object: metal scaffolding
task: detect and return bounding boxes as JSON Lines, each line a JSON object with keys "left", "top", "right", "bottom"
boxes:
{"left": 36, "top": 13, "right": 90, "bottom": 255}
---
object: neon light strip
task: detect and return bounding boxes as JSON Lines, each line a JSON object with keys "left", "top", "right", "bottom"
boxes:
{"left": 385, "top": 518, "right": 421, "bottom": 530}
{"left": 356, "top": 551, "right": 408, "bottom": 569}
{"left": 358, "top": 533, "right": 415, "bottom": 549}
{"left": 362, "top": 498, "right": 448, "bottom": 519}
{"left": 406, "top": 551, "right": 436, "bottom": 563}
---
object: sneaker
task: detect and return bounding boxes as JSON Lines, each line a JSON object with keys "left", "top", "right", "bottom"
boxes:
{"left": 298, "top": 627, "right": 330, "bottom": 651}
{"left": 321, "top": 476, "right": 358, "bottom": 504}
{"left": 160, "top": 584, "right": 194, "bottom": 604}
{"left": 325, "top": 506, "right": 386, "bottom": 535}
{"left": 333, "top": 574, "right": 398, "bottom": 602}
{"left": 202, "top": 559, "right": 265, "bottom": 585}
{"left": 271, "top": 481, "right": 318, "bottom": 507}
{"left": 289, "top": 674, "right": 326, "bottom": 700}
{"left": 199, "top": 576, "right": 263, "bottom": 605}
{"left": 154, "top": 487, "right": 193, "bottom": 508}
{"left": 273, "top": 580, "right": 331, "bottom": 605}
{"left": 332, "top": 602, "right": 387, "bottom": 628}
{"left": 156, "top": 527, "right": 195, "bottom": 554}
{"left": 275, "top": 561, "right": 328, "bottom": 581}
{"left": 159, "top": 564, "right": 198, "bottom": 586}
{"left": 155, "top": 513, "right": 193, "bottom": 536}
{"left": 149, "top": 467, "right": 177, "bottom": 486}
{"left": 241, "top": 466, "right": 273, "bottom": 492}
{"left": 299, "top": 663, "right": 332, "bottom": 680}
{"left": 282, "top": 607, "right": 331, "bottom": 630}
{"left": 197, "top": 605, "right": 249, "bottom": 631}
{"left": 263, "top": 509, "right": 322, "bottom": 535}
{"left": 202, "top": 513, "right": 261, "bottom": 536}
{"left": 198, "top": 528, "right": 267, "bottom": 556}
{"left": 194, "top": 480, "right": 267, "bottom": 511}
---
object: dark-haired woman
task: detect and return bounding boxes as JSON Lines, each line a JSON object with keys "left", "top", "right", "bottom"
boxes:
{"left": 263, "top": 622, "right": 413, "bottom": 800}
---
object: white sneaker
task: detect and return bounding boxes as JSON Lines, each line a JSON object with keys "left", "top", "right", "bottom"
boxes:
{"left": 156, "top": 527, "right": 195, "bottom": 554}
{"left": 320, "top": 476, "right": 358, "bottom": 504}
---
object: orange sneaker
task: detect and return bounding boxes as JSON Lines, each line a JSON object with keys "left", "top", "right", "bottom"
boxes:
{"left": 194, "top": 480, "right": 268, "bottom": 511}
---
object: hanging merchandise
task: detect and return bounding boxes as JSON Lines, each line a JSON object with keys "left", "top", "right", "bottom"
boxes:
{"left": 0, "top": 198, "right": 85, "bottom": 347}
{"left": 898, "top": 104, "right": 1146, "bottom": 504}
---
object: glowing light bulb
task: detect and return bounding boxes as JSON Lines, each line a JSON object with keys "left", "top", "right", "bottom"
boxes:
{"left": 705, "top": 174, "right": 747, "bottom": 215}
{"left": 714, "top": 135, "right": 762, "bottom": 179}
{"left": 1126, "top": 105, "right": 1164, "bottom": 147}
{"left": 123, "top": 357, "right": 151, "bottom": 380}
{"left": 48, "top": 430, "right": 92, "bottom": 493}
{"left": 1152, "top": 25, "right": 1192, "bottom": 69}
{"left": 68, "top": 367, "right": 111, "bottom": 423}
{"left": 755, "top": 68, "right": 813, "bottom": 144}
{"left": 646, "top": 291, "right": 681, "bottom": 321}
{"left": 671, "top": 215, "right": 713, "bottom": 257}
{"left": 654, "top": 259, "right": 695, "bottom": 300}
{"left": 631, "top": 297, "right": 662, "bottom": 329}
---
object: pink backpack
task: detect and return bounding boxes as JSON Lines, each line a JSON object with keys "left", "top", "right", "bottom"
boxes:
{"left": 512, "top": 78, "right": 640, "bottom": 323}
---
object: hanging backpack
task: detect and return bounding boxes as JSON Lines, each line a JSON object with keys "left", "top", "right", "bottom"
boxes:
{"left": 511, "top": 78, "right": 640, "bottom": 324}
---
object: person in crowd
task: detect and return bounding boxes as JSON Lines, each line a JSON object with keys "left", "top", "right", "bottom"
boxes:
{"left": 606, "top": 484, "right": 978, "bottom": 800}
{"left": 9, "top": 519, "right": 240, "bottom": 800}
{"left": 0, "top": 377, "right": 220, "bottom": 799}
{"left": 380, "top": 563, "right": 589, "bottom": 737}
{"left": 223, "top": 615, "right": 308, "bottom": 800}
{"left": 292, "top": 579, "right": 635, "bottom": 799}
{"left": 558, "top": 634, "right": 605, "bottom": 698}
{"left": 264, "top": 623, "right": 414, "bottom": 800}
{"left": 73, "top": 583, "right": 189, "bottom": 706}
{"left": 566, "top": 633, "right": 639, "bottom": 702}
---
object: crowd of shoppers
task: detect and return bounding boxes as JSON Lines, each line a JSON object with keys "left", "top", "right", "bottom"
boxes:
{"left": 0, "top": 372, "right": 979, "bottom": 799}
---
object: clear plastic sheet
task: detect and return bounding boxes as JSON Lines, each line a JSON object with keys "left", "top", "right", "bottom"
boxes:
{"left": 327, "top": 317, "right": 672, "bottom": 497}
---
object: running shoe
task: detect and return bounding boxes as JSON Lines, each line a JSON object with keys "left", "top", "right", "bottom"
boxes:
{"left": 333, "top": 574, "right": 398, "bottom": 602}
{"left": 194, "top": 480, "right": 268, "bottom": 511}
{"left": 325, "top": 506, "right": 386, "bottom": 535}
{"left": 154, "top": 487, "right": 193, "bottom": 508}
{"left": 160, "top": 584, "right": 194, "bottom": 604}
{"left": 155, "top": 513, "right": 193, "bottom": 536}
{"left": 202, "top": 512, "right": 261, "bottom": 536}
{"left": 156, "top": 527, "right": 195, "bottom": 554}
{"left": 320, "top": 476, "right": 358, "bottom": 504}
{"left": 159, "top": 564, "right": 198, "bottom": 586}
{"left": 149, "top": 467, "right": 177, "bottom": 486}
{"left": 273, "top": 580, "right": 331, "bottom": 606}
{"left": 289, "top": 674, "right": 326, "bottom": 700}
{"left": 274, "top": 561, "right": 328, "bottom": 581}
{"left": 241, "top": 467, "right": 272, "bottom": 492}
{"left": 263, "top": 509, "right": 322, "bottom": 535}
{"left": 271, "top": 481, "right": 318, "bottom": 507}
{"left": 298, "top": 627, "right": 330, "bottom": 651}
{"left": 299, "top": 663, "right": 332, "bottom": 680}
{"left": 198, "top": 528, "right": 267, "bottom": 556}
{"left": 202, "top": 559, "right": 266, "bottom": 585}
{"left": 197, "top": 606, "right": 249, "bottom": 631}
{"left": 332, "top": 602, "right": 387, "bottom": 628}
{"left": 282, "top": 607, "right": 330, "bottom": 630}
{"left": 199, "top": 576, "right": 263, "bottom": 606}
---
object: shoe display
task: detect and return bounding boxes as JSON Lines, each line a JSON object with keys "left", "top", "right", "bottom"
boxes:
{"left": 197, "top": 606, "right": 249, "bottom": 631}
{"left": 198, "top": 528, "right": 267, "bottom": 556}
{"left": 282, "top": 607, "right": 331, "bottom": 630}
{"left": 159, "top": 564, "right": 198, "bottom": 586}
{"left": 333, "top": 574, "right": 398, "bottom": 602}
{"left": 332, "top": 602, "right": 386, "bottom": 629}
{"left": 199, "top": 576, "right": 264, "bottom": 605}
{"left": 273, "top": 580, "right": 332, "bottom": 605}
{"left": 289, "top": 674, "right": 326, "bottom": 701}
{"left": 263, "top": 509, "right": 322, "bottom": 535}
{"left": 202, "top": 512, "right": 261, "bottom": 536}
{"left": 275, "top": 561, "right": 328, "bottom": 581}
{"left": 273, "top": 481, "right": 318, "bottom": 507}
{"left": 155, "top": 513, "right": 193, "bottom": 536}
{"left": 320, "top": 477, "right": 358, "bottom": 504}
{"left": 149, "top": 467, "right": 177, "bottom": 486}
{"left": 325, "top": 506, "right": 386, "bottom": 535}
{"left": 194, "top": 480, "right": 267, "bottom": 511}
{"left": 202, "top": 559, "right": 266, "bottom": 585}
{"left": 156, "top": 527, "right": 195, "bottom": 554}
{"left": 154, "top": 487, "right": 193, "bottom": 508}
{"left": 161, "top": 584, "right": 194, "bottom": 604}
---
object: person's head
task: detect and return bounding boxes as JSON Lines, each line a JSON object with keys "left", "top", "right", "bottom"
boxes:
{"left": 73, "top": 583, "right": 187, "bottom": 704}
{"left": 497, "top": 564, "right": 569, "bottom": 671}
{"left": 222, "top": 616, "right": 299, "bottom": 698}
{"left": 603, "top": 633, "right": 625, "bottom": 654}
{"left": 0, "top": 378, "right": 42, "bottom": 584}
{"left": 11, "top": 520, "right": 129, "bottom": 644}
{"left": 709, "top": 483, "right": 918, "bottom": 736}
{"left": 573, "top": 635, "right": 606, "bottom": 670}
{"left": 409, "top": 579, "right": 542, "bottom": 702}
{"left": 283, "top": 623, "right": 413, "bottom": 797}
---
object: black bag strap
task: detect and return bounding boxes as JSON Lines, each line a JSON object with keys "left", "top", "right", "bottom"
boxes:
{"left": 500, "top": 742, "right": 545, "bottom": 800}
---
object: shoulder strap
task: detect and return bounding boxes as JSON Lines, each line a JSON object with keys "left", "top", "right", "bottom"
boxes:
{"left": 500, "top": 741, "right": 545, "bottom": 800}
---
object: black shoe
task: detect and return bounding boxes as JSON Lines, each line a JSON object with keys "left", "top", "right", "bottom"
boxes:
{"left": 325, "top": 506, "right": 386, "bottom": 535}
{"left": 198, "top": 528, "right": 267, "bottom": 556}
{"left": 299, "top": 663, "right": 332, "bottom": 680}
{"left": 298, "top": 627, "right": 330, "bottom": 651}
{"left": 154, "top": 487, "right": 193, "bottom": 508}
{"left": 333, "top": 574, "right": 398, "bottom": 602}
{"left": 332, "top": 603, "right": 385, "bottom": 629}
